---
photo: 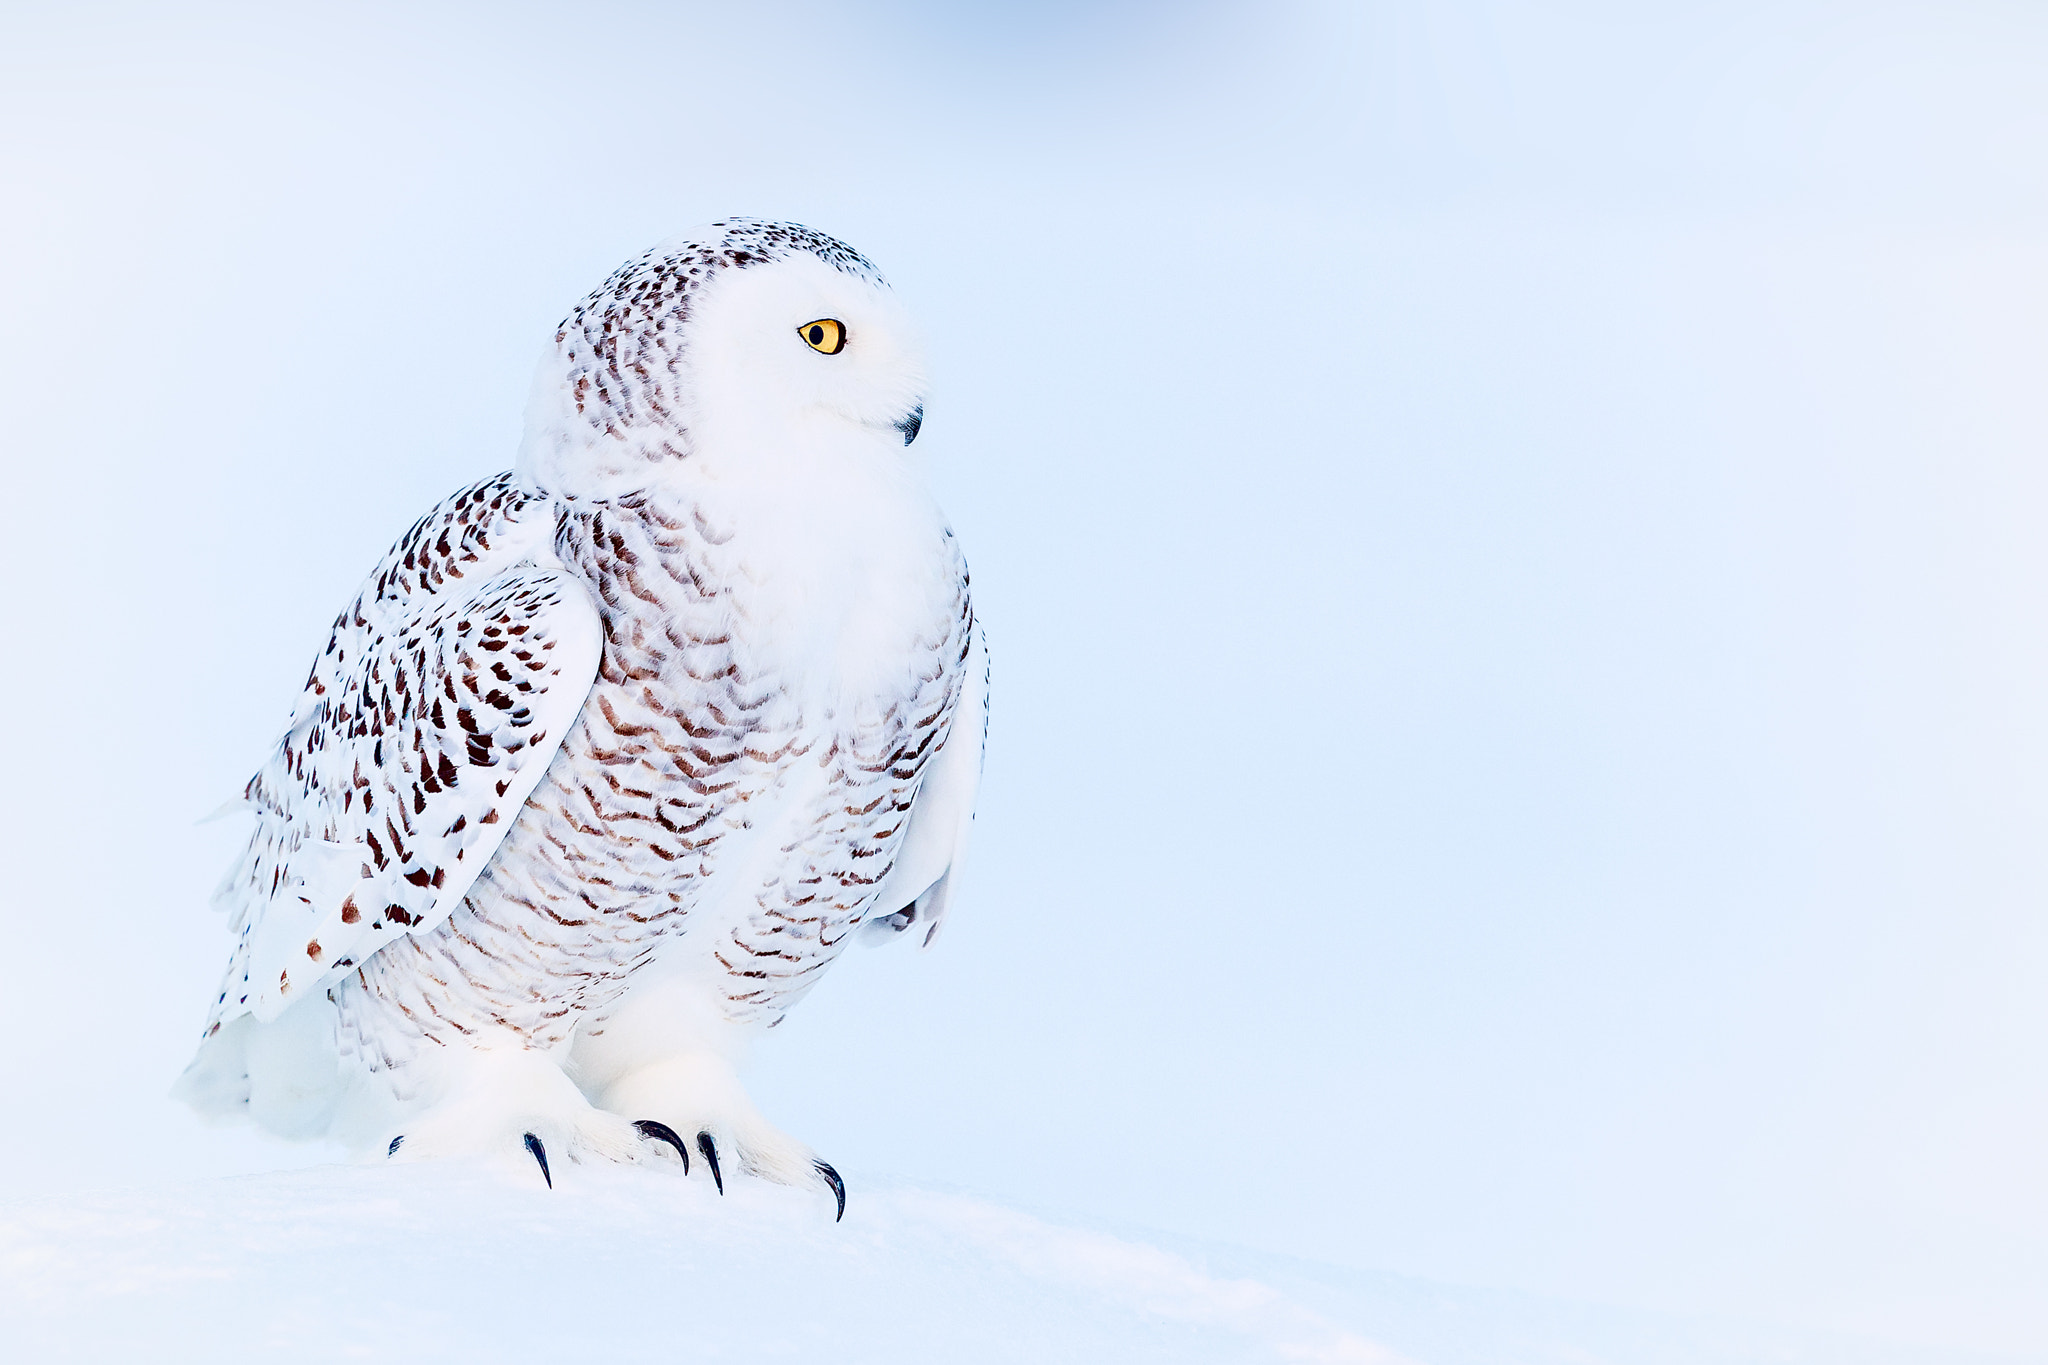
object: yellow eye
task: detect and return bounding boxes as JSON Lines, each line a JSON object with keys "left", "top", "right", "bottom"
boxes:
{"left": 798, "top": 318, "right": 846, "bottom": 354}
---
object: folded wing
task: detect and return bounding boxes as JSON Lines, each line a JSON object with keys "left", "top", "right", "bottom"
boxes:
{"left": 204, "top": 475, "right": 602, "bottom": 1031}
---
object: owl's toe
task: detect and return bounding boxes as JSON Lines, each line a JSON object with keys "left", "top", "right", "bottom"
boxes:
{"left": 632, "top": 1119, "right": 690, "bottom": 1172}
{"left": 696, "top": 1131, "right": 724, "bottom": 1194}
{"left": 813, "top": 1159, "right": 846, "bottom": 1222}
{"left": 522, "top": 1132, "right": 552, "bottom": 1188}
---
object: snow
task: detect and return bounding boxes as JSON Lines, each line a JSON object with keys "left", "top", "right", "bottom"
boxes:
{"left": 0, "top": 1163, "right": 2013, "bottom": 1365}
{"left": 1, "top": 1163, "right": 1392, "bottom": 1363}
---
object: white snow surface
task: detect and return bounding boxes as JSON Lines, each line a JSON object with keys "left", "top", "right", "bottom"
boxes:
{"left": 2, "top": 1162, "right": 1390, "bottom": 1364}
{"left": 0, "top": 1163, "right": 2021, "bottom": 1365}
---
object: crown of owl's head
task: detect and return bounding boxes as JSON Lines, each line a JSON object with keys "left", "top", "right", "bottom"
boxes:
{"left": 518, "top": 219, "right": 928, "bottom": 500}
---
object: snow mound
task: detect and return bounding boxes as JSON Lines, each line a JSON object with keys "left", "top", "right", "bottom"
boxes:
{"left": 0, "top": 1163, "right": 1398, "bottom": 1363}
{"left": 2, "top": 1164, "right": 2008, "bottom": 1364}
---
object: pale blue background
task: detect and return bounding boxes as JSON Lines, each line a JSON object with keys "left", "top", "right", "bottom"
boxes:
{"left": 3, "top": 1, "right": 2046, "bottom": 1357}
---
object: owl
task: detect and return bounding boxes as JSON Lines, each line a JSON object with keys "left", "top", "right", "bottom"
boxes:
{"left": 176, "top": 220, "right": 987, "bottom": 1218}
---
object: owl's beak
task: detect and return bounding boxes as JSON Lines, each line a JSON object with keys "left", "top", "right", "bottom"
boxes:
{"left": 895, "top": 403, "right": 924, "bottom": 446}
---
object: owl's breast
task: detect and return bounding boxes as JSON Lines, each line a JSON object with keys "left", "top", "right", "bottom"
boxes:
{"left": 713, "top": 492, "right": 964, "bottom": 708}
{"left": 546, "top": 487, "right": 967, "bottom": 868}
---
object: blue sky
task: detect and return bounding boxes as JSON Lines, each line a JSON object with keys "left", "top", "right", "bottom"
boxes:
{"left": 3, "top": 1, "right": 2046, "bottom": 1355}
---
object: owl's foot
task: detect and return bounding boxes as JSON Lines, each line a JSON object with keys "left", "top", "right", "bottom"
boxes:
{"left": 596, "top": 1053, "right": 846, "bottom": 1218}
{"left": 381, "top": 1045, "right": 646, "bottom": 1185}
{"left": 666, "top": 1131, "right": 842, "bottom": 1218}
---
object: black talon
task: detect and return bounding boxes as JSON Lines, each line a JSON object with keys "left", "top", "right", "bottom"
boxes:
{"left": 814, "top": 1160, "right": 846, "bottom": 1222}
{"left": 523, "top": 1132, "right": 552, "bottom": 1189}
{"left": 387, "top": 1135, "right": 404, "bottom": 1157}
{"left": 696, "top": 1131, "right": 723, "bottom": 1194}
{"left": 634, "top": 1120, "right": 690, "bottom": 1173}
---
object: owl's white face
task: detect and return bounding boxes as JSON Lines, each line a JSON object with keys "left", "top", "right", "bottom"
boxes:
{"left": 517, "top": 223, "right": 929, "bottom": 504}
{"left": 681, "top": 250, "right": 927, "bottom": 467}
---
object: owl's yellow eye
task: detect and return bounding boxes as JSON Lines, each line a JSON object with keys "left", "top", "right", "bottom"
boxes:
{"left": 798, "top": 318, "right": 847, "bottom": 354}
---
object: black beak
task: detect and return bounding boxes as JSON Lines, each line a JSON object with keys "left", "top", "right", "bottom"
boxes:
{"left": 896, "top": 404, "right": 923, "bottom": 446}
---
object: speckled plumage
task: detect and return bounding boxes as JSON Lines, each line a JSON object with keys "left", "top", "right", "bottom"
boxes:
{"left": 180, "top": 221, "right": 987, "bottom": 1196}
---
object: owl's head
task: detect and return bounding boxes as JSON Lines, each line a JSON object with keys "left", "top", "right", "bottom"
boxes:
{"left": 517, "top": 220, "right": 928, "bottom": 501}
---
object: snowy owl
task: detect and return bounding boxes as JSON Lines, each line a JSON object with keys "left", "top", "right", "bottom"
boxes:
{"left": 176, "top": 220, "right": 987, "bottom": 1217}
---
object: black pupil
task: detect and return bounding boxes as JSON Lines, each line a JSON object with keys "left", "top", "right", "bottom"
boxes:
{"left": 809, "top": 325, "right": 825, "bottom": 345}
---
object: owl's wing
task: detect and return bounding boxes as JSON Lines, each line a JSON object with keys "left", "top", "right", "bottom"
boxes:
{"left": 864, "top": 615, "right": 988, "bottom": 948}
{"left": 204, "top": 474, "right": 601, "bottom": 1031}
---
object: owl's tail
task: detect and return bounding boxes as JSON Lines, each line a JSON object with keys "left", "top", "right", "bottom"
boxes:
{"left": 172, "top": 1000, "right": 346, "bottom": 1141}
